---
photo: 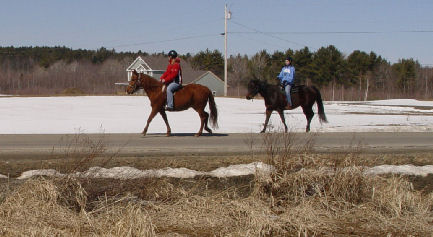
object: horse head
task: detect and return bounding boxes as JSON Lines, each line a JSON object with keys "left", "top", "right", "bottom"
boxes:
{"left": 246, "top": 79, "right": 265, "bottom": 100}
{"left": 126, "top": 70, "right": 141, "bottom": 94}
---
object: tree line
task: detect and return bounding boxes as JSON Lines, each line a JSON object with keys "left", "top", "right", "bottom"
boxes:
{"left": 0, "top": 46, "right": 432, "bottom": 100}
{"left": 221, "top": 46, "right": 432, "bottom": 100}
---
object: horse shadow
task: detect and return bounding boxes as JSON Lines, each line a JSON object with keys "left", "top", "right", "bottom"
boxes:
{"left": 141, "top": 133, "right": 229, "bottom": 137}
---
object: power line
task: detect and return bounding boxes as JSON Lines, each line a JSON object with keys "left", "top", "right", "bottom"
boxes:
{"left": 109, "top": 34, "right": 219, "bottom": 49}
{"left": 230, "top": 20, "right": 314, "bottom": 49}
{"left": 236, "top": 34, "right": 287, "bottom": 49}
{"left": 229, "top": 30, "right": 433, "bottom": 35}
{"left": 230, "top": 19, "right": 433, "bottom": 51}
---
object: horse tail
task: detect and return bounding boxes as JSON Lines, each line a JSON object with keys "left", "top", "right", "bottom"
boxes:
{"left": 208, "top": 92, "right": 219, "bottom": 129}
{"left": 312, "top": 86, "right": 328, "bottom": 123}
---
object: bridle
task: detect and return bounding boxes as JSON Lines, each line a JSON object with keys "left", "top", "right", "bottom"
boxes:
{"left": 129, "top": 72, "right": 165, "bottom": 93}
{"left": 129, "top": 73, "right": 143, "bottom": 92}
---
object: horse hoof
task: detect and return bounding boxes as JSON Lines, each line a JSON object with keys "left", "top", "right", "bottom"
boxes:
{"left": 195, "top": 133, "right": 201, "bottom": 137}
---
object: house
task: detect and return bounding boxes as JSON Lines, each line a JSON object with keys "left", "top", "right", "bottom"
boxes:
{"left": 190, "top": 71, "right": 225, "bottom": 96}
{"left": 125, "top": 56, "right": 164, "bottom": 81}
{"left": 117, "top": 56, "right": 225, "bottom": 96}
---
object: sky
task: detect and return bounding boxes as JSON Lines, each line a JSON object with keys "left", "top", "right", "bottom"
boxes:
{"left": 1, "top": 0, "right": 433, "bottom": 65}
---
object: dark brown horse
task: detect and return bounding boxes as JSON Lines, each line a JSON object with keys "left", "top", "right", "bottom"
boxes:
{"left": 126, "top": 70, "right": 218, "bottom": 136}
{"left": 246, "top": 79, "right": 327, "bottom": 133}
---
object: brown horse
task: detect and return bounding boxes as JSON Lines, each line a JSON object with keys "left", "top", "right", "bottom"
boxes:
{"left": 246, "top": 79, "right": 327, "bottom": 133}
{"left": 126, "top": 70, "right": 218, "bottom": 137}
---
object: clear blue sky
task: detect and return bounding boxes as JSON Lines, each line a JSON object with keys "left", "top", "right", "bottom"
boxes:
{"left": 1, "top": 0, "right": 432, "bottom": 65}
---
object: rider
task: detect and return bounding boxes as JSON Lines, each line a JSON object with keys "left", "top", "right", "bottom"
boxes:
{"left": 160, "top": 50, "right": 182, "bottom": 111}
{"left": 277, "top": 56, "right": 295, "bottom": 109}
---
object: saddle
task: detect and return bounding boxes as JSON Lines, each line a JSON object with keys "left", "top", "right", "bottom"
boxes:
{"left": 280, "top": 84, "right": 302, "bottom": 94}
{"left": 162, "top": 84, "right": 183, "bottom": 94}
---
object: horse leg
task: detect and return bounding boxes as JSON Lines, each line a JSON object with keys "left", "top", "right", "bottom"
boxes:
{"left": 277, "top": 109, "right": 288, "bottom": 133}
{"left": 159, "top": 110, "right": 171, "bottom": 136}
{"left": 302, "top": 106, "right": 314, "bottom": 132}
{"left": 260, "top": 109, "right": 273, "bottom": 133}
{"left": 195, "top": 110, "right": 208, "bottom": 137}
{"left": 202, "top": 111, "right": 213, "bottom": 134}
{"left": 142, "top": 109, "right": 158, "bottom": 136}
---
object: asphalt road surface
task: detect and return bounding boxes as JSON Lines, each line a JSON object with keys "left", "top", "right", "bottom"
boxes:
{"left": 1, "top": 132, "right": 432, "bottom": 160}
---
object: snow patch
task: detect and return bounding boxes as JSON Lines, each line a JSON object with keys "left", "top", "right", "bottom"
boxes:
{"left": 17, "top": 169, "right": 64, "bottom": 179}
{"left": 12, "top": 163, "right": 433, "bottom": 180}
{"left": 366, "top": 164, "right": 433, "bottom": 177}
{"left": 16, "top": 162, "right": 272, "bottom": 180}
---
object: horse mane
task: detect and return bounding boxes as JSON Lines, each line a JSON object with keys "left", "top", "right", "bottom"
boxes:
{"left": 252, "top": 79, "right": 272, "bottom": 91}
{"left": 250, "top": 78, "right": 266, "bottom": 86}
{"left": 137, "top": 72, "right": 163, "bottom": 92}
{"left": 139, "top": 73, "right": 161, "bottom": 85}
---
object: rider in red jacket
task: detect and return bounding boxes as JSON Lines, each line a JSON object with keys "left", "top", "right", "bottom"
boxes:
{"left": 160, "top": 50, "right": 182, "bottom": 111}
{"left": 160, "top": 58, "right": 182, "bottom": 85}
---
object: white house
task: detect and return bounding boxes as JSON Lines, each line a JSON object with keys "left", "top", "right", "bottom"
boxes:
{"left": 125, "top": 56, "right": 164, "bottom": 81}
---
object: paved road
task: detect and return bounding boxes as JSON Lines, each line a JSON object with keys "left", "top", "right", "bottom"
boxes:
{"left": 1, "top": 132, "right": 432, "bottom": 160}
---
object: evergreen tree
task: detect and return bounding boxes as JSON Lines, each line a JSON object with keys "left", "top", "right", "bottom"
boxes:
{"left": 293, "top": 47, "right": 313, "bottom": 84}
{"left": 190, "top": 49, "right": 224, "bottom": 77}
{"left": 310, "top": 45, "right": 345, "bottom": 86}
{"left": 392, "top": 58, "right": 419, "bottom": 94}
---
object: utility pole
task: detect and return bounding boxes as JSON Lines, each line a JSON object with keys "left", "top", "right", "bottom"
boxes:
{"left": 224, "top": 4, "right": 231, "bottom": 96}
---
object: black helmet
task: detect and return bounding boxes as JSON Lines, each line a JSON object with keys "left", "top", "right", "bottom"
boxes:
{"left": 286, "top": 56, "right": 293, "bottom": 62}
{"left": 168, "top": 50, "right": 178, "bottom": 58}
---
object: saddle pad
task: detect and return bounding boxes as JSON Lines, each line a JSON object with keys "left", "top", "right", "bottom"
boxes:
{"left": 290, "top": 85, "right": 302, "bottom": 94}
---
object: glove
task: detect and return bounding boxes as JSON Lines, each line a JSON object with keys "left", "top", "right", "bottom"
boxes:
{"left": 161, "top": 79, "right": 165, "bottom": 83}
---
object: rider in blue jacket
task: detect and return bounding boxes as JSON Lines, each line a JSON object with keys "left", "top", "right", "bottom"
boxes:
{"left": 277, "top": 56, "right": 295, "bottom": 109}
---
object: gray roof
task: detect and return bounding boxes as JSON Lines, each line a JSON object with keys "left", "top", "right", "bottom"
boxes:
{"left": 191, "top": 71, "right": 224, "bottom": 84}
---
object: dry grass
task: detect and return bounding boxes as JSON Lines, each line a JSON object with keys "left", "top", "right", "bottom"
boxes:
{"left": 0, "top": 177, "right": 155, "bottom": 236}
{"left": 252, "top": 130, "right": 433, "bottom": 236}
{"left": 1, "top": 131, "right": 433, "bottom": 236}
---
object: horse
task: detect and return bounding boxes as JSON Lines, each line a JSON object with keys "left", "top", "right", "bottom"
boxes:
{"left": 126, "top": 70, "right": 218, "bottom": 137}
{"left": 246, "top": 79, "right": 327, "bottom": 133}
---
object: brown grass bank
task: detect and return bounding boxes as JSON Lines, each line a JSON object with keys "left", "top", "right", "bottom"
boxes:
{"left": 1, "top": 132, "right": 432, "bottom": 236}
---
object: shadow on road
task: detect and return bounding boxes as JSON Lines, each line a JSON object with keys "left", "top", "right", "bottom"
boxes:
{"left": 141, "top": 133, "right": 229, "bottom": 137}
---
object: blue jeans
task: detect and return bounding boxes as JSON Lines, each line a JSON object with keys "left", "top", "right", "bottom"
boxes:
{"left": 166, "top": 82, "right": 181, "bottom": 108}
{"left": 284, "top": 84, "right": 292, "bottom": 106}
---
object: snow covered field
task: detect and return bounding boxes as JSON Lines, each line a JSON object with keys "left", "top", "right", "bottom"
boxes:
{"left": 1, "top": 96, "right": 433, "bottom": 179}
{"left": 0, "top": 96, "right": 432, "bottom": 134}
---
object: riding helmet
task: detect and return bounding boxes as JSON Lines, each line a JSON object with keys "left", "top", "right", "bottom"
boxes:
{"left": 286, "top": 56, "right": 293, "bottom": 62}
{"left": 168, "top": 50, "right": 178, "bottom": 58}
